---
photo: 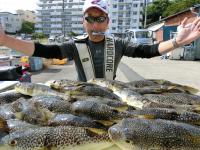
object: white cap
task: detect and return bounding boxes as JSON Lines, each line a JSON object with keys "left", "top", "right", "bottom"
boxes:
{"left": 83, "top": 0, "right": 109, "bottom": 14}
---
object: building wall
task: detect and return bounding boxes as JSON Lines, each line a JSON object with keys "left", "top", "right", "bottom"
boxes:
{"left": 0, "top": 12, "right": 22, "bottom": 33}
{"left": 165, "top": 11, "right": 196, "bottom": 26}
{"left": 155, "top": 8, "right": 199, "bottom": 42}
{"left": 35, "top": 0, "right": 84, "bottom": 36}
{"left": 108, "top": 0, "right": 144, "bottom": 37}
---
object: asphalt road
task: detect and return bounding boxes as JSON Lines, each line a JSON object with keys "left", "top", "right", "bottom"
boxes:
{"left": 31, "top": 56, "right": 200, "bottom": 92}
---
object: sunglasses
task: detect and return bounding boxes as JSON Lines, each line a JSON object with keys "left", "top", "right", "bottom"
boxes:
{"left": 84, "top": 16, "right": 107, "bottom": 24}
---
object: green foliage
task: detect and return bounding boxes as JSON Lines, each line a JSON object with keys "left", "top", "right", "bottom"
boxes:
{"left": 32, "top": 32, "right": 46, "bottom": 39}
{"left": 147, "top": 0, "right": 172, "bottom": 25}
{"left": 20, "top": 21, "right": 35, "bottom": 34}
{"left": 67, "top": 31, "right": 78, "bottom": 37}
{"left": 163, "top": 0, "right": 200, "bottom": 17}
{"left": 146, "top": 0, "right": 200, "bottom": 25}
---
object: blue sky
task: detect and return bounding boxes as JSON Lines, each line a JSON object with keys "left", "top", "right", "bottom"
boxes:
{"left": 0, "top": 0, "right": 38, "bottom": 13}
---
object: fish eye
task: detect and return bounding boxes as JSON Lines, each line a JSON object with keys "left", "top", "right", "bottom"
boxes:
{"left": 10, "top": 140, "right": 17, "bottom": 146}
{"left": 125, "top": 140, "right": 131, "bottom": 143}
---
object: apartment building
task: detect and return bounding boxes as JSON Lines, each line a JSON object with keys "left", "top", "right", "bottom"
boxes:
{"left": 17, "top": 10, "right": 36, "bottom": 23}
{"left": 0, "top": 12, "right": 22, "bottom": 33}
{"left": 35, "top": 0, "right": 153, "bottom": 37}
{"left": 35, "top": 0, "right": 85, "bottom": 36}
{"left": 108, "top": 0, "right": 145, "bottom": 37}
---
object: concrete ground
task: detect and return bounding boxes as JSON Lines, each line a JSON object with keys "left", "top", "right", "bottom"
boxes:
{"left": 31, "top": 56, "right": 200, "bottom": 91}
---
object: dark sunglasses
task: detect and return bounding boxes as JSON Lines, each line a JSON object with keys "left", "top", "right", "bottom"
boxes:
{"left": 84, "top": 16, "right": 107, "bottom": 24}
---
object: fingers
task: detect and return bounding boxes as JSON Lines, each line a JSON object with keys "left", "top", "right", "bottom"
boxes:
{"left": 181, "top": 17, "right": 188, "bottom": 28}
{"left": 194, "top": 20, "right": 200, "bottom": 31}
{"left": 191, "top": 17, "right": 200, "bottom": 30}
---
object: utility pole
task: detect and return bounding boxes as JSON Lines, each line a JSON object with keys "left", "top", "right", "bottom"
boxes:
{"left": 62, "top": 0, "right": 66, "bottom": 36}
{"left": 144, "top": 0, "right": 147, "bottom": 28}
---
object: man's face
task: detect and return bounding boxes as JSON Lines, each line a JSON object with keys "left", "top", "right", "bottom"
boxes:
{"left": 83, "top": 7, "right": 109, "bottom": 40}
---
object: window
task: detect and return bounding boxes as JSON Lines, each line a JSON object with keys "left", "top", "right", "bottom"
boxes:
{"left": 118, "top": 14, "right": 123, "bottom": 17}
{"left": 133, "top": 4, "right": 138, "bottom": 7}
{"left": 118, "top": 20, "right": 123, "bottom": 25}
{"left": 112, "top": 19, "right": 116, "bottom": 23}
{"left": 125, "top": 20, "right": 130, "bottom": 25}
{"left": 119, "top": 5, "right": 123, "bottom": 10}
{"left": 113, "top": 5, "right": 117, "bottom": 8}
{"left": 133, "top": 11, "right": 137, "bottom": 15}
{"left": 126, "top": 12, "right": 131, "bottom": 17}
{"left": 112, "top": 12, "right": 117, "bottom": 16}
{"left": 133, "top": 19, "right": 137, "bottom": 23}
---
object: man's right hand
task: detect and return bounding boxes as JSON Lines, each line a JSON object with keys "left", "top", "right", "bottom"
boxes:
{"left": 0, "top": 25, "right": 6, "bottom": 46}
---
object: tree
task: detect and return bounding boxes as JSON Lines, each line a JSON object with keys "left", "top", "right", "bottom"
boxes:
{"left": 20, "top": 21, "right": 35, "bottom": 34}
{"left": 146, "top": 0, "right": 172, "bottom": 25}
{"left": 146, "top": 0, "right": 200, "bottom": 25}
{"left": 32, "top": 32, "right": 46, "bottom": 39}
{"left": 163, "top": 0, "right": 200, "bottom": 17}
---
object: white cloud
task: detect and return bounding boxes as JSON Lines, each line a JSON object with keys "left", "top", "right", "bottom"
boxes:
{"left": 0, "top": 0, "right": 38, "bottom": 13}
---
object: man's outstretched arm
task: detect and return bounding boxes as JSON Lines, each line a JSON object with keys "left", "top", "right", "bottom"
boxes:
{"left": 0, "top": 25, "right": 35, "bottom": 56}
{"left": 158, "top": 17, "right": 200, "bottom": 55}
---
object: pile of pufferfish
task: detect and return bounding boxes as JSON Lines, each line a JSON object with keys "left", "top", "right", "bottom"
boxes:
{"left": 0, "top": 78, "right": 200, "bottom": 150}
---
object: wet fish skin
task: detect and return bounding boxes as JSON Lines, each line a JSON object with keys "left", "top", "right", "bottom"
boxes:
{"left": 31, "top": 95, "right": 72, "bottom": 113}
{"left": 90, "top": 79, "right": 156, "bottom": 109}
{"left": 129, "top": 85, "right": 191, "bottom": 95}
{"left": 0, "top": 104, "right": 16, "bottom": 120}
{"left": 131, "top": 108, "right": 200, "bottom": 125}
{"left": 0, "top": 126, "right": 113, "bottom": 150}
{"left": 73, "top": 96, "right": 132, "bottom": 112}
{"left": 149, "top": 79, "right": 199, "bottom": 94}
{"left": 89, "top": 79, "right": 129, "bottom": 92}
{"left": 15, "top": 82, "right": 69, "bottom": 100}
{"left": 48, "top": 113, "right": 107, "bottom": 130}
{"left": 0, "top": 90, "right": 27, "bottom": 105}
{"left": 11, "top": 97, "right": 32, "bottom": 112}
{"left": 50, "top": 79, "right": 120, "bottom": 100}
{"left": 50, "top": 79, "right": 93, "bottom": 90}
{"left": 71, "top": 100, "right": 121, "bottom": 120}
{"left": 144, "top": 93, "right": 200, "bottom": 105}
{"left": 15, "top": 105, "right": 55, "bottom": 126}
{"left": 7, "top": 119, "right": 39, "bottom": 133}
{"left": 67, "top": 85, "right": 120, "bottom": 99}
{"left": 125, "top": 80, "right": 158, "bottom": 88}
{"left": 108, "top": 118, "right": 200, "bottom": 150}
{"left": 141, "top": 99, "right": 200, "bottom": 114}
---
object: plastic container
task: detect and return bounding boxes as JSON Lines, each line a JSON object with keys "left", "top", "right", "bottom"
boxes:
{"left": 29, "top": 57, "right": 43, "bottom": 71}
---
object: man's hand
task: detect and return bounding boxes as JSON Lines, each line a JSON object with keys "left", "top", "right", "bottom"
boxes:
{"left": 0, "top": 24, "right": 6, "bottom": 46}
{"left": 176, "top": 17, "right": 200, "bottom": 46}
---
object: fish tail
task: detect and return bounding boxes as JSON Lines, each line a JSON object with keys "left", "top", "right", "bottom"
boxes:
{"left": 181, "top": 85, "right": 199, "bottom": 94}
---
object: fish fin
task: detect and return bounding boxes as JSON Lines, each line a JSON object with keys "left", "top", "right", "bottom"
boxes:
{"left": 15, "top": 112, "right": 23, "bottom": 120}
{"left": 181, "top": 85, "right": 199, "bottom": 94}
{"left": 95, "top": 120, "right": 116, "bottom": 126}
{"left": 192, "top": 106, "right": 200, "bottom": 113}
{"left": 154, "top": 79, "right": 199, "bottom": 94}
{"left": 137, "top": 115, "right": 155, "bottom": 119}
{"left": 86, "top": 128, "right": 107, "bottom": 136}
{"left": 112, "top": 106, "right": 128, "bottom": 112}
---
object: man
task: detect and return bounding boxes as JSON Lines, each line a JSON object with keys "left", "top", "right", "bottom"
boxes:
{"left": 0, "top": 0, "right": 200, "bottom": 81}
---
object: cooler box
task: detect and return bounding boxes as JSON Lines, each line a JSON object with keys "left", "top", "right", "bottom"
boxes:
{"left": 29, "top": 57, "right": 43, "bottom": 71}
